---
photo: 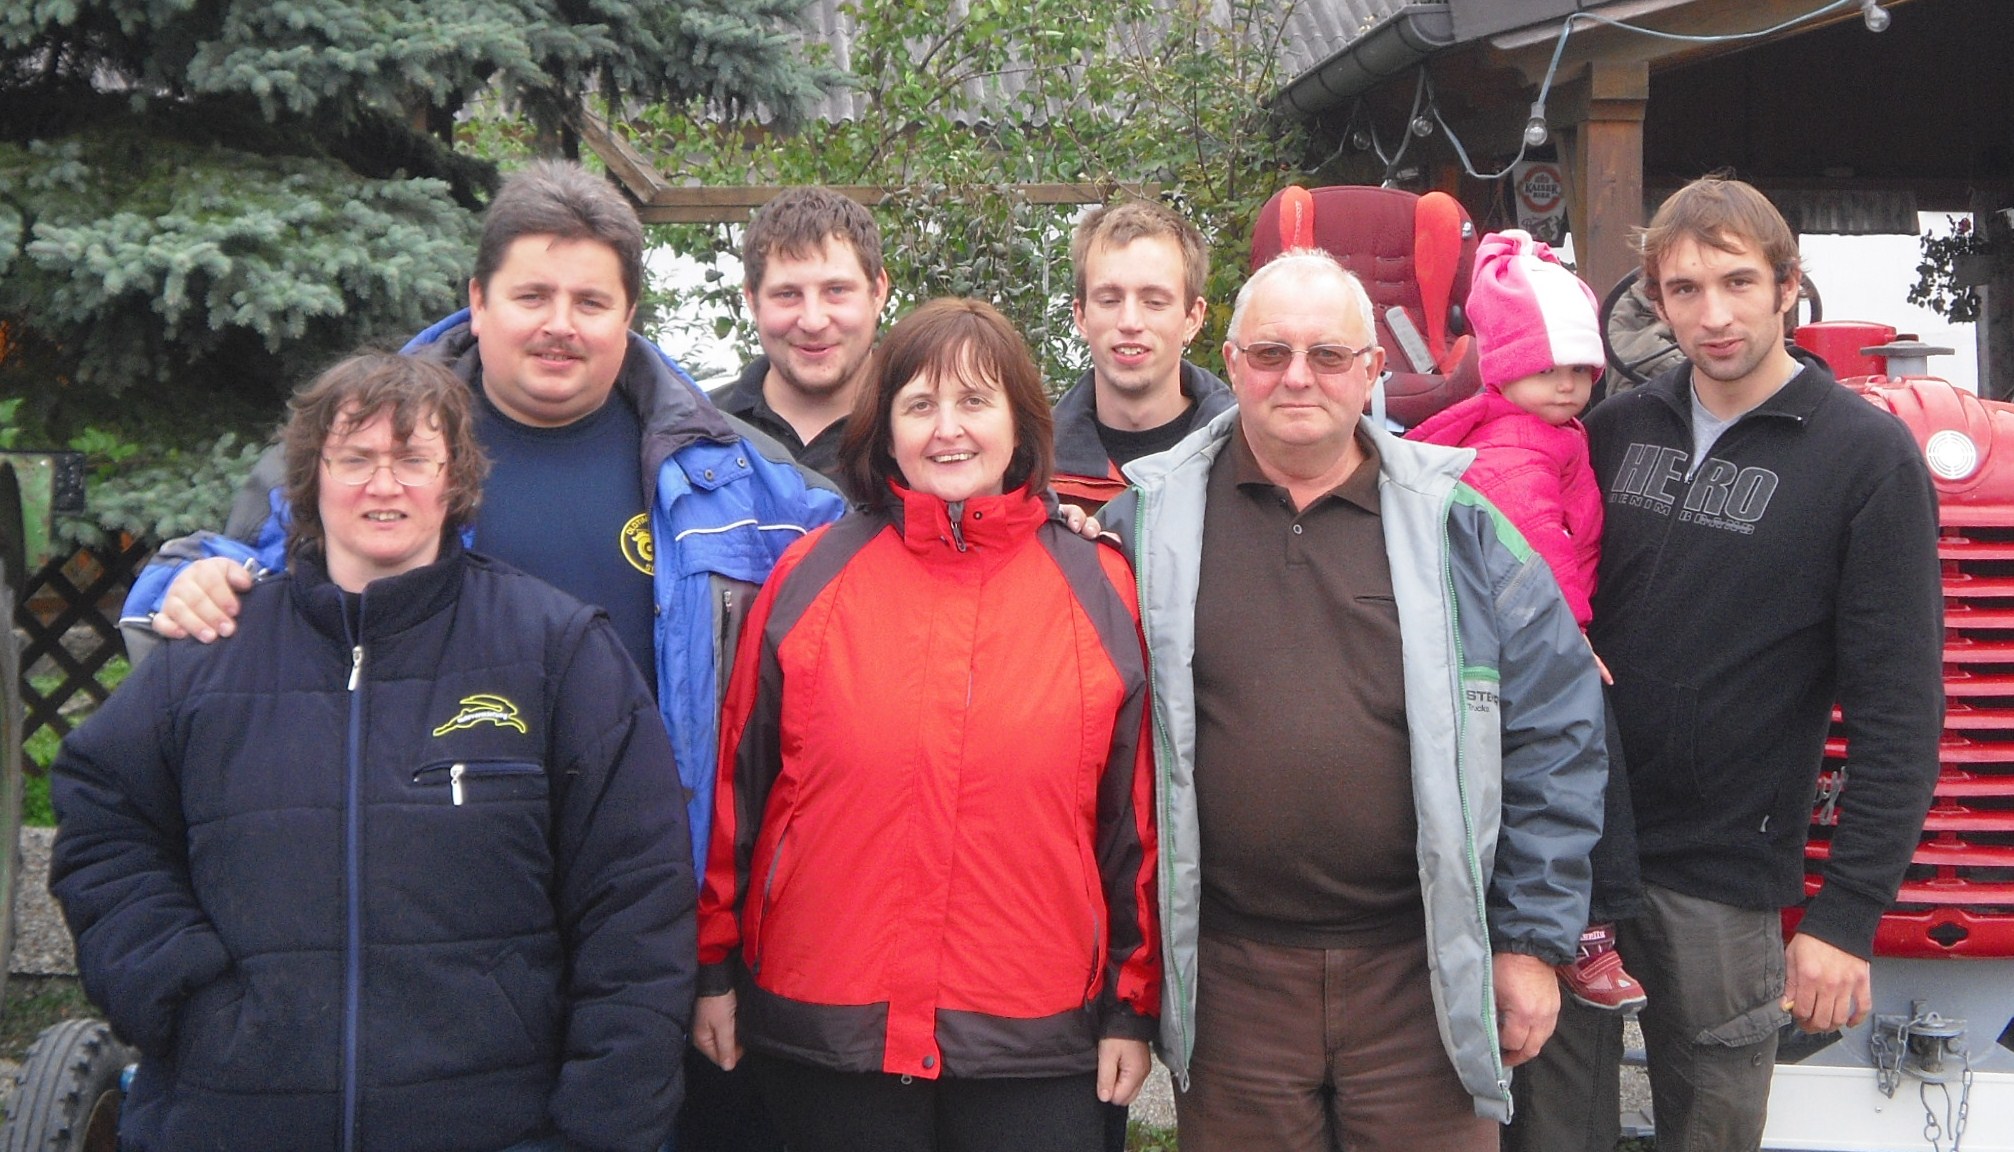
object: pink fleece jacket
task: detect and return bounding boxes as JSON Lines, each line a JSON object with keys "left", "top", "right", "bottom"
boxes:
{"left": 1406, "top": 391, "right": 1601, "bottom": 627}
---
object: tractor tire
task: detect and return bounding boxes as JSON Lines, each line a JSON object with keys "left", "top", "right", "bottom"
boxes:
{"left": 1, "top": 1019, "right": 134, "bottom": 1152}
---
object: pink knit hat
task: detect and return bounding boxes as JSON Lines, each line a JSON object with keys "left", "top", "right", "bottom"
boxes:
{"left": 1467, "top": 229, "right": 1605, "bottom": 391}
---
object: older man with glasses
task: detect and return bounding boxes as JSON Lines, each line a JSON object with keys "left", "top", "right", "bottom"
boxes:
{"left": 1103, "top": 248, "right": 1608, "bottom": 1152}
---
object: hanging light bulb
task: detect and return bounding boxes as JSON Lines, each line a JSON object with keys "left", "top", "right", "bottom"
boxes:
{"left": 1861, "top": 0, "right": 1890, "bottom": 32}
{"left": 1522, "top": 102, "right": 1549, "bottom": 148}
{"left": 1410, "top": 114, "right": 1434, "bottom": 138}
{"left": 1351, "top": 129, "right": 1372, "bottom": 151}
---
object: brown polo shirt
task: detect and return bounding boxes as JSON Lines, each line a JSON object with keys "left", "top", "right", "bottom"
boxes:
{"left": 1191, "top": 425, "right": 1423, "bottom": 948}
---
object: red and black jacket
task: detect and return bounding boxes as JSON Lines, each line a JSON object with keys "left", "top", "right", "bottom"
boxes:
{"left": 697, "top": 483, "right": 1160, "bottom": 1079}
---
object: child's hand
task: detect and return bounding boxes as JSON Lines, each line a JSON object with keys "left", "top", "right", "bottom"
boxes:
{"left": 1585, "top": 635, "right": 1613, "bottom": 685}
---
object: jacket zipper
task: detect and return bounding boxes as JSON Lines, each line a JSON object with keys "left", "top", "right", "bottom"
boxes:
{"left": 947, "top": 501, "right": 969, "bottom": 552}
{"left": 1441, "top": 490, "right": 1509, "bottom": 1103}
{"left": 413, "top": 760, "right": 542, "bottom": 806}
{"left": 751, "top": 829, "right": 788, "bottom": 978}
{"left": 341, "top": 610, "right": 366, "bottom": 1152}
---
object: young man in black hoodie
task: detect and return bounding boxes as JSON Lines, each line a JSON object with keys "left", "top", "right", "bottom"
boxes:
{"left": 1050, "top": 199, "right": 1234, "bottom": 513}
{"left": 1508, "top": 176, "right": 1944, "bottom": 1151}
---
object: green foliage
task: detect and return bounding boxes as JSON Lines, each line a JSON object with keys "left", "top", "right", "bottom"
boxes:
{"left": 614, "top": 0, "right": 1309, "bottom": 389}
{"left": 1126, "top": 1121, "right": 1178, "bottom": 1152}
{"left": 3, "top": 0, "right": 841, "bottom": 545}
{"left": 23, "top": 760, "right": 54, "bottom": 825}
{"left": 57, "top": 431, "right": 268, "bottom": 549}
{"left": 22, "top": 655, "right": 131, "bottom": 828}
{"left": 1, "top": 0, "right": 842, "bottom": 142}
{"left": 2, "top": 0, "right": 839, "bottom": 482}
{"left": 2, "top": 128, "right": 474, "bottom": 401}
{"left": 23, "top": 652, "right": 130, "bottom": 745}
{"left": 1910, "top": 214, "right": 1988, "bottom": 323}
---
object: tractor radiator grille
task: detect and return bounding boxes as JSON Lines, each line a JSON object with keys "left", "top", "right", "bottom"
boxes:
{"left": 1804, "top": 524, "right": 2014, "bottom": 956}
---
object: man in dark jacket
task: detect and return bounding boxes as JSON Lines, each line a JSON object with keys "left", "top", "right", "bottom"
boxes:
{"left": 1507, "top": 176, "right": 1944, "bottom": 1151}
{"left": 1052, "top": 200, "right": 1235, "bottom": 512}
{"left": 709, "top": 187, "right": 889, "bottom": 482}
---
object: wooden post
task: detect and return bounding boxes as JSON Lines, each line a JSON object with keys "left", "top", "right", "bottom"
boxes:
{"left": 1554, "top": 61, "right": 1649, "bottom": 300}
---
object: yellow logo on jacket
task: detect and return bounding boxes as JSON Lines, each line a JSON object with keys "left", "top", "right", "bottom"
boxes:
{"left": 432, "top": 694, "right": 528, "bottom": 737}
{"left": 621, "top": 513, "right": 654, "bottom": 575}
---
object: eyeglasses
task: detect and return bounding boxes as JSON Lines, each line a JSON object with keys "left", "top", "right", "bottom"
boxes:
{"left": 322, "top": 453, "right": 447, "bottom": 487}
{"left": 1232, "top": 342, "right": 1374, "bottom": 375}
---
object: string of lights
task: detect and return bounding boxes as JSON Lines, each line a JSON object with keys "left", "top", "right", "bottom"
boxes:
{"left": 1334, "top": 0, "right": 1893, "bottom": 186}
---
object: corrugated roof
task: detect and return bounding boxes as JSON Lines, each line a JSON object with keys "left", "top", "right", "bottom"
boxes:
{"left": 1275, "top": 0, "right": 1424, "bottom": 83}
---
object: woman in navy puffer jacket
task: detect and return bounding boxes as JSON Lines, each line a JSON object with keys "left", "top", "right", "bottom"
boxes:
{"left": 51, "top": 353, "right": 694, "bottom": 1152}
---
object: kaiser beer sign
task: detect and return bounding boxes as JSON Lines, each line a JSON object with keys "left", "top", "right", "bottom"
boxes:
{"left": 1514, "top": 161, "right": 1568, "bottom": 245}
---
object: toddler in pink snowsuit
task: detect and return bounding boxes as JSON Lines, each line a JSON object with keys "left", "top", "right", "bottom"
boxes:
{"left": 1409, "top": 228, "right": 1645, "bottom": 1012}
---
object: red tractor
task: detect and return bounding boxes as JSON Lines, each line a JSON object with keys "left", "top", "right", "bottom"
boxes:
{"left": 1763, "top": 324, "right": 2014, "bottom": 1150}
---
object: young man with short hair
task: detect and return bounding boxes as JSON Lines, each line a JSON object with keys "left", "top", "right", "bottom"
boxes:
{"left": 1507, "top": 175, "right": 1945, "bottom": 1150}
{"left": 711, "top": 187, "right": 890, "bottom": 480}
{"left": 1052, "top": 200, "right": 1234, "bottom": 510}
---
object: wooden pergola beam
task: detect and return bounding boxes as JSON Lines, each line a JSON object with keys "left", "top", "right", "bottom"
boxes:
{"left": 574, "top": 111, "right": 1155, "bottom": 224}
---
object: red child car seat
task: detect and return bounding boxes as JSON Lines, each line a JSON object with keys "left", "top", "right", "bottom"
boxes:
{"left": 1250, "top": 185, "right": 1484, "bottom": 428}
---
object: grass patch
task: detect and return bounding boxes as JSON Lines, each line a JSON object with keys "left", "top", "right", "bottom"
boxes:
{"left": 22, "top": 772, "right": 52, "bottom": 827}
{"left": 1127, "top": 1121, "right": 1177, "bottom": 1151}
{"left": 0, "top": 976, "right": 99, "bottom": 1063}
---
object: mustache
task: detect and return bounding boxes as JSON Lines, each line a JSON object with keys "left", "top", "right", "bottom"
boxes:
{"left": 527, "top": 339, "right": 585, "bottom": 358}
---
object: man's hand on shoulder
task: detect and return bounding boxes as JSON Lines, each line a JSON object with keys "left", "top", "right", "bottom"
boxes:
{"left": 1494, "top": 951, "right": 1561, "bottom": 1067}
{"left": 1783, "top": 933, "right": 1872, "bottom": 1033}
{"left": 1056, "top": 503, "right": 1103, "bottom": 541}
{"left": 153, "top": 557, "right": 255, "bottom": 643}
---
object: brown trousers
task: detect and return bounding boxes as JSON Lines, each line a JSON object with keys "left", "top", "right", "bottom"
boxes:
{"left": 1174, "top": 932, "right": 1498, "bottom": 1152}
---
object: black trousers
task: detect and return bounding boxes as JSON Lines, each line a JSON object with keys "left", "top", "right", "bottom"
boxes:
{"left": 1589, "top": 689, "right": 1644, "bottom": 923}
{"left": 679, "top": 1045, "right": 785, "bottom": 1152}
{"left": 749, "top": 1052, "right": 1104, "bottom": 1152}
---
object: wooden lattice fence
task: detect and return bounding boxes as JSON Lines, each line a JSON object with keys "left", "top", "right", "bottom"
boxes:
{"left": 12, "top": 540, "right": 148, "bottom": 758}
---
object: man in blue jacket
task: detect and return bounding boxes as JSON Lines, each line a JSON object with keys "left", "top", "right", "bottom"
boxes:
{"left": 123, "top": 160, "right": 848, "bottom": 1148}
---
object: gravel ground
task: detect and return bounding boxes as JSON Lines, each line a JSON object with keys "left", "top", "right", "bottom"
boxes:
{"left": 12, "top": 827, "right": 75, "bottom": 978}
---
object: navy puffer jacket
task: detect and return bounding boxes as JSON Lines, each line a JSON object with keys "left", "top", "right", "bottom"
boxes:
{"left": 51, "top": 545, "right": 694, "bottom": 1152}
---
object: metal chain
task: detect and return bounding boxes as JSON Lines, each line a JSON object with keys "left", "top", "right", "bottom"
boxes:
{"left": 1873, "top": 1012, "right": 1908, "bottom": 1097}
{"left": 1913, "top": 1044, "right": 1973, "bottom": 1150}
{"left": 1871, "top": 1003, "right": 1974, "bottom": 1149}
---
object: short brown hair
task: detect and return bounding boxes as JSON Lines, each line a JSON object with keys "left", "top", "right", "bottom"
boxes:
{"left": 1638, "top": 176, "right": 1801, "bottom": 303}
{"left": 281, "top": 352, "right": 487, "bottom": 565}
{"left": 475, "top": 160, "right": 645, "bottom": 307}
{"left": 838, "top": 298, "right": 1053, "bottom": 506}
{"left": 742, "top": 187, "right": 885, "bottom": 294}
{"left": 1071, "top": 199, "right": 1209, "bottom": 306}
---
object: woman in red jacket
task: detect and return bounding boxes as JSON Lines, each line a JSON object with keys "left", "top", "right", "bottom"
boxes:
{"left": 693, "top": 298, "right": 1160, "bottom": 1152}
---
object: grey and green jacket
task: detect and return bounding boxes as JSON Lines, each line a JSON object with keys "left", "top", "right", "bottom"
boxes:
{"left": 1104, "top": 408, "right": 1606, "bottom": 1121}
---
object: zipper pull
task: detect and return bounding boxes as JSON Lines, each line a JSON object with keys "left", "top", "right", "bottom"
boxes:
{"left": 347, "top": 645, "right": 364, "bottom": 691}
{"left": 450, "top": 763, "right": 466, "bottom": 807}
